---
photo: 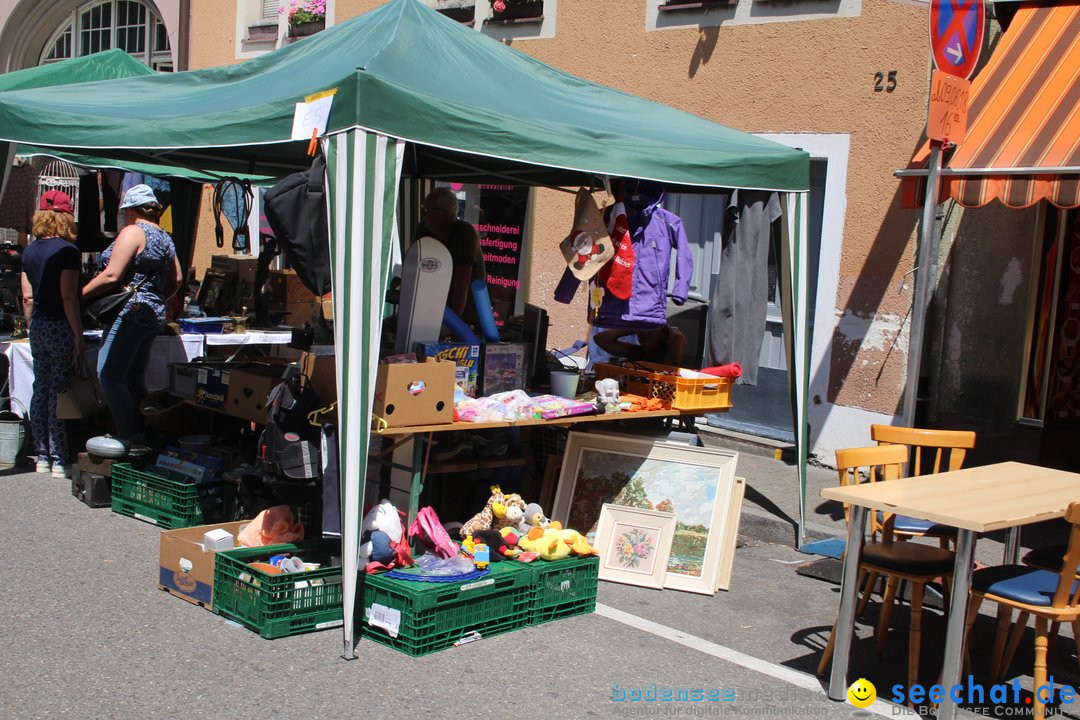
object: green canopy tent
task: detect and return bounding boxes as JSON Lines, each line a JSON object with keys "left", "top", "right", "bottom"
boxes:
{"left": 0, "top": 49, "right": 274, "bottom": 185}
{"left": 0, "top": 0, "right": 812, "bottom": 656}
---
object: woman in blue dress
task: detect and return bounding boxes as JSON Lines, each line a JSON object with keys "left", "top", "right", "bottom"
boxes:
{"left": 81, "top": 184, "right": 182, "bottom": 445}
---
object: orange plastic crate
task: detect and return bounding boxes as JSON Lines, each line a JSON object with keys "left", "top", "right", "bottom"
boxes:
{"left": 593, "top": 362, "right": 732, "bottom": 412}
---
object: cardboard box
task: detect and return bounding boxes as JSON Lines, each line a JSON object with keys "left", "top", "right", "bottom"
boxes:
{"left": 416, "top": 343, "right": 480, "bottom": 398}
{"left": 267, "top": 269, "right": 316, "bottom": 305}
{"left": 373, "top": 359, "right": 455, "bottom": 428}
{"left": 300, "top": 348, "right": 337, "bottom": 406}
{"left": 211, "top": 254, "right": 258, "bottom": 310}
{"left": 481, "top": 342, "right": 530, "bottom": 396}
{"left": 158, "top": 520, "right": 247, "bottom": 610}
{"left": 169, "top": 363, "right": 230, "bottom": 409}
{"left": 224, "top": 364, "right": 285, "bottom": 423}
{"left": 269, "top": 301, "right": 316, "bottom": 327}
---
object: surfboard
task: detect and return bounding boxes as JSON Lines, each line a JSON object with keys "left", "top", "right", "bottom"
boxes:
{"left": 395, "top": 235, "right": 452, "bottom": 354}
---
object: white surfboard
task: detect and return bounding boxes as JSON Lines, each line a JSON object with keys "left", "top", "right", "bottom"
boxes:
{"left": 395, "top": 235, "right": 452, "bottom": 354}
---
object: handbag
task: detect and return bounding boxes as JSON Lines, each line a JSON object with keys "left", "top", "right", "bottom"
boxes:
{"left": 56, "top": 359, "right": 107, "bottom": 420}
{"left": 84, "top": 275, "right": 148, "bottom": 327}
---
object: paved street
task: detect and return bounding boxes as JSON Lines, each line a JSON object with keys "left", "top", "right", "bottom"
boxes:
{"left": 1, "top": 456, "right": 1077, "bottom": 720}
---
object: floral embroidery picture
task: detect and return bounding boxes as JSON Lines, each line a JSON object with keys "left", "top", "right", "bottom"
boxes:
{"left": 608, "top": 523, "right": 659, "bottom": 574}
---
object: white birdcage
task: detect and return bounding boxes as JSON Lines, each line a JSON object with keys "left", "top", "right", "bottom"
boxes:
{"left": 35, "top": 158, "right": 80, "bottom": 216}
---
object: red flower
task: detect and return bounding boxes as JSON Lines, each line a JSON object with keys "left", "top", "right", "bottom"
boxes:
{"left": 493, "top": 0, "right": 507, "bottom": 12}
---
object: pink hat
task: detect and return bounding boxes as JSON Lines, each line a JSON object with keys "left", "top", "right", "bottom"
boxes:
{"left": 39, "top": 190, "right": 74, "bottom": 215}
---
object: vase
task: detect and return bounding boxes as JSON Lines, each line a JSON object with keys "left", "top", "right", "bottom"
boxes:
{"left": 289, "top": 19, "right": 325, "bottom": 37}
{"left": 490, "top": 1, "right": 544, "bottom": 22}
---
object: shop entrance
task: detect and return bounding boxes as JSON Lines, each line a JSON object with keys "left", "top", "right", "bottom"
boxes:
{"left": 665, "top": 159, "right": 826, "bottom": 443}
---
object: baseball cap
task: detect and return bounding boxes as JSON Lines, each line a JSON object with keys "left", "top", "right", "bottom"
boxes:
{"left": 119, "top": 183, "right": 158, "bottom": 209}
{"left": 39, "top": 190, "right": 74, "bottom": 214}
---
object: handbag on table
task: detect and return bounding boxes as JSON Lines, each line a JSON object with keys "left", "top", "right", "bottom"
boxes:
{"left": 84, "top": 275, "right": 148, "bottom": 327}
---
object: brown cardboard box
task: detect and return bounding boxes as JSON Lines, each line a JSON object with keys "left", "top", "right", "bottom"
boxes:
{"left": 373, "top": 359, "right": 455, "bottom": 428}
{"left": 224, "top": 364, "right": 286, "bottom": 423}
{"left": 270, "top": 301, "right": 316, "bottom": 327}
{"left": 300, "top": 349, "right": 337, "bottom": 406}
{"left": 158, "top": 520, "right": 247, "bottom": 610}
{"left": 267, "top": 269, "right": 316, "bottom": 305}
{"left": 211, "top": 254, "right": 259, "bottom": 310}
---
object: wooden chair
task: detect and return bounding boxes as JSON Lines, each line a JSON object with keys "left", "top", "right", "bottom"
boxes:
{"left": 963, "top": 503, "right": 1080, "bottom": 720}
{"left": 818, "top": 444, "right": 956, "bottom": 697}
{"left": 870, "top": 424, "right": 976, "bottom": 544}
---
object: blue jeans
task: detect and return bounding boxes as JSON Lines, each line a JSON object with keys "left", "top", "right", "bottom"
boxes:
{"left": 97, "top": 305, "right": 160, "bottom": 442}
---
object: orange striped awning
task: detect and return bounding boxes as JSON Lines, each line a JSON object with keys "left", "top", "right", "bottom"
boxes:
{"left": 901, "top": 1, "right": 1080, "bottom": 209}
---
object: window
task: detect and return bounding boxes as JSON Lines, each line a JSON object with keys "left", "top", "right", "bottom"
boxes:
{"left": 41, "top": 0, "right": 172, "bottom": 70}
{"left": 647, "top": 0, "right": 861, "bottom": 31}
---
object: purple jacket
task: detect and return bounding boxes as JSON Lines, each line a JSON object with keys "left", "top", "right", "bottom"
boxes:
{"left": 554, "top": 183, "right": 693, "bottom": 330}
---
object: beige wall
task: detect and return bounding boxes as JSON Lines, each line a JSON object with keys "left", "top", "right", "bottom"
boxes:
{"left": 187, "top": 0, "right": 933, "bottom": 420}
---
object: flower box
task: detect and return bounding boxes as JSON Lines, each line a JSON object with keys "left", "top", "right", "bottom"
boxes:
{"left": 488, "top": 0, "right": 543, "bottom": 22}
{"left": 289, "top": 19, "right": 324, "bottom": 37}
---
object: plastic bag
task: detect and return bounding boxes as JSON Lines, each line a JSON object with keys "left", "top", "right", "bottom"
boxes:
{"left": 413, "top": 553, "right": 476, "bottom": 576}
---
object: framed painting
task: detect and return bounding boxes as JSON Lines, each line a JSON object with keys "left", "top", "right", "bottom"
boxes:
{"left": 594, "top": 504, "right": 676, "bottom": 589}
{"left": 552, "top": 431, "right": 738, "bottom": 596}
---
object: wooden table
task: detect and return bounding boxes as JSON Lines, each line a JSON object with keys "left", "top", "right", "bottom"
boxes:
{"left": 372, "top": 409, "right": 702, "bottom": 522}
{"left": 821, "top": 461, "right": 1080, "bottom": 720}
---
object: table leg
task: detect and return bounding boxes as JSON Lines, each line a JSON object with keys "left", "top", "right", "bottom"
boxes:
{"left": 1004, "top": 526, "right": 1022, "bottom": 565}
{"left": 408, "top": 433, "right": 426, "bottom": 526}
{"left": 937, "top": 528, "right": 976, "bottom": 720}
{"left": 828, "top": 505, "right": 866, "bottom": 700}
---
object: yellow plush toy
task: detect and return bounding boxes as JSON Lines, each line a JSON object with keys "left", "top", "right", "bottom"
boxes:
{"left": 517, "top": 523, "right": 598, "bottom": 561}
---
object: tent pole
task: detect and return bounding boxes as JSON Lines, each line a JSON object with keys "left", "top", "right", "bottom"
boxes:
{"left": 0, "top": 142, "right": 14, "bottom": 202}
{"left": 903, "top": 142, "right": 943, "bottom": 426}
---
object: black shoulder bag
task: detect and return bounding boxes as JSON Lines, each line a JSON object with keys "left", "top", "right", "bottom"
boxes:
{"left": 84, "top": 275, "right": 149, "bottom": 328}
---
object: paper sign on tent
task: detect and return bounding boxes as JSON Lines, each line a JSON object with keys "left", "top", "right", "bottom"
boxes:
{"left": 291, "top": 88, "right": 337, "bottom": 141}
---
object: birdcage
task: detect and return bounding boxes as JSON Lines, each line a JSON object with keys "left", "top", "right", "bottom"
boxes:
{"left": 36, "top": 158, "right": 80, "bottom": 216}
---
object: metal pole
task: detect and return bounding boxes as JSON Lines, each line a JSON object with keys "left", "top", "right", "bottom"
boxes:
{"left": 902, "top": 142, "right": 943, "bottom": 426}
{"left": 828, "top": 506, "right": 867, "bottom": 700}
{"left": 937, "top": 528, "right": 976, "bottom": 720}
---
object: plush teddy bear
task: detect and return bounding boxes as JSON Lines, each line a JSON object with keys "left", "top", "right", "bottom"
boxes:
{"left": 493, "top": 492, "right": 526, "bottom": 533}
{"left": 595, "top": 378, "right": 621, "bottom": 414}
{"left": 519, "top": 502, "right": 550, "bottom": 534}
{"left": 359, "top": 499, "right": 413, "bottom": 571}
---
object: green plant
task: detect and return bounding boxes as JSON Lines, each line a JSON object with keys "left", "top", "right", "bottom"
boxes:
{"left": 280, "top": 0, "right": 326, "bottom": 27}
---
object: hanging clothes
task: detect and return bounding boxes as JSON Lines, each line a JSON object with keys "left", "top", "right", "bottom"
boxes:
{"left": 555, "top": 179, "right": 692, "bottom": 331}
{"left": 705, "top": 189, "right": 782, "bottom": 386}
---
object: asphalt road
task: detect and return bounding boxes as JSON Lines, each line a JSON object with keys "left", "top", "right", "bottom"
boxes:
{"left": 1, "top": 464, "right": 1076, "bottom": 720}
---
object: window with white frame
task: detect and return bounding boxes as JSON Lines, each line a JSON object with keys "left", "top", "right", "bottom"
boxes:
{"left": 41, "top": 0, "right": 173, "bottom": 71}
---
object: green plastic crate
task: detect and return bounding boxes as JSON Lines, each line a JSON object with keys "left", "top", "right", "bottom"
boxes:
{"left": 361, "top": 561, "right": 532, "bottom": 656}
{"left": 110, "top": 462, "right": 233, "bottom": 529}
{"left": 525, "top": 555, "right": 599, "bottom": 626}
{"left": 212, "top": 542, "right": 344, "bottom": 639}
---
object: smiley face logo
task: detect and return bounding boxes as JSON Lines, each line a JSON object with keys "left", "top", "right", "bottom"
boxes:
{"left": 847, "top": 678, "right": 876, "bottom": 708}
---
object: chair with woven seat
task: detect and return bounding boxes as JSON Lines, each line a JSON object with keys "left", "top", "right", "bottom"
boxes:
{"left": 963, "top": 503, "right": 1080, "bottom": 720}
{"left": 870, "top": 424, "right": 976, "bottom": 545}
{"left": 818, "top": 444, "right": 957, "bottom": 697}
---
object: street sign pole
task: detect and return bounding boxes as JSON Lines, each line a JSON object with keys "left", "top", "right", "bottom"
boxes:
{"left": 903, "top": 142, "right": 943, "bottom": 426}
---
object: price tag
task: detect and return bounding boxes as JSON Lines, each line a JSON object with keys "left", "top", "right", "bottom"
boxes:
{"left": 927, "top": 69, "right": 971, "bottom": 143}
{"left": 366, "top": 603, "right": 401, "bottom": 638}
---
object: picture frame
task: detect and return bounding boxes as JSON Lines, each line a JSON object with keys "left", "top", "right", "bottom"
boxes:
{"left": 552, "top": 431, "right": 738, "bottom": 596}
{"left": 594, "top": 503, "right": 676, "bottom": 589}
{"left": 715, "top": 476, "right": 746, "bottom": 591}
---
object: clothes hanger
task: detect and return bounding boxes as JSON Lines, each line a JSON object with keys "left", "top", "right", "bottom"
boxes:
{"left": 308, "top": 401, "right": 336, "bottom": 427}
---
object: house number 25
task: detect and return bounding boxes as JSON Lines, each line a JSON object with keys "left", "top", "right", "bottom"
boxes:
{"left": 874, "top": 71, "right": 898, "bottom": 93}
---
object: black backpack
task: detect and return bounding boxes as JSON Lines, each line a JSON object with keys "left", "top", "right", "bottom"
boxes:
{"left": 257, "top": 379, "right": 323, "bottom": 482}
{"left": 263, "top": 154, "right": 331, "bottom": 296}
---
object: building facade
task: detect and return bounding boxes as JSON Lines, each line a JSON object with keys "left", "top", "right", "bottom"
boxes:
{"left": 0, "top": 0, "right": 1061, "bottom": 467}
